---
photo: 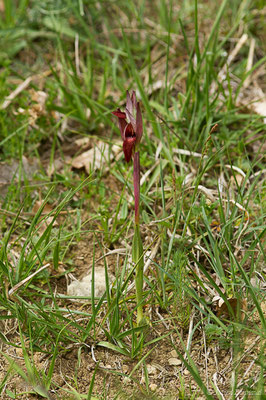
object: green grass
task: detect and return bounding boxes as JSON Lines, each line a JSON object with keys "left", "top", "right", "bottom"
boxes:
{"left": 0, "top": 0, "right": 265, "bottom": 399}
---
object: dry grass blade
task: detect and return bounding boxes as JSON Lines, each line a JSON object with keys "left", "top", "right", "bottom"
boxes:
{"left": 8, "top": 264, "right": 50, "bottom": 296}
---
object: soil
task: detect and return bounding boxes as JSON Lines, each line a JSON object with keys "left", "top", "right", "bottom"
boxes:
{"left": 0, "top": 229, "right": 264, "bottom": 400}
{"left": 0, "top": 139, "right": 264, "bottom": 400}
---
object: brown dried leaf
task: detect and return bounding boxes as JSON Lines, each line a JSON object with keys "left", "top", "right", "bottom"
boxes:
{"left": 32, "top": 200, "right": 57, "bottom": 235}
{"left": 28, "top": 89, "right": 48, "bottom": 125}
{"left": 32, "top": 201, "right": 54, "bottom": 215}
{"left": 71, "top": 141, "right": 120, "bottom": 174}
{"left": 217, "top": 298, "right": 247, "bottom": 322}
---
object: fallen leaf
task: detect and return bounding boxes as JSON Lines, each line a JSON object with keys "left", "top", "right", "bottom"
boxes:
{"left": 217, "top": 297, "right": 247, "bottom": 322}
{"left": 32, "top": 201, "right": 54, "bottom": 215}
{"left": 71, "top": 141, "right": 120, "bottom": 174}
{"left": 32, "top": 200, "right": 58, "bottom": 235}
{"left": 28, "top": 89, "right": 48, "bottom": 125}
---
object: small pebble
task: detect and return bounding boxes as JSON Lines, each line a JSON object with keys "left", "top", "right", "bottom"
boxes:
{"left": 147, "top": 364, "right": 157, "bottom": 374}
{"left": 170, "top": 349, "right": 178, "bottom": 357}
{"left": 149, "top": 383, "right": 158, "bottom": 391}
{"left": 168, "top": 357, "right": 182, "bottom": 366}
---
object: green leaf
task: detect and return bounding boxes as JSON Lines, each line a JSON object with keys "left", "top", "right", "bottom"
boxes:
{"left": 132, "top": 225, "right": 144, "bottom": 267}
{"left": 97, "top": 341, "right": 130, "bottom": 357}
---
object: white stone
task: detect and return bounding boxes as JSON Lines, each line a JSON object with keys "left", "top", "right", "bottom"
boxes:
{"left": 168, "top": 357, "right": 182, "bottom": 366}
{"left": 169, "top": 349, "right": 178, "bottom": 357}
{"left": 146, "top": 364, "right": 157, "bottom": 374}
{"left": 67, "top": 268, "right": 114, "bottom": 301}
{"left": 149, "top": 383, "right": 158, "bottom": 391}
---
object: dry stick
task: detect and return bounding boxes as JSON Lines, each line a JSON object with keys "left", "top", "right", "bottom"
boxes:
{"left": 155, "top": 308, "right": 170, "bottom": 330}
{"left": 202, "top": 321, "right": 209, "bottom": 391}
{"left": 249, "top": 169, "right": 266, "bottom": 181}
{"left": 173, "top": 148, "right": 208, "bottom": 159}
{"left": 184, "top": 185, "right": 216, "bottom": 201}
{"left": 211, "top": 33, "right": 248, "bottom": 92}
{"left": 94, "top": 248, "right": 127, "bottom": 263}
{"left": 8, "top": 263, "right": 50, "bottom": 296}
{"left": 233, "top": 336, "right": 261, "bottom": 372}
{"left": 243, "top": 38, "right": 256, "bottom": 89}
{"left": 212, "top": 372, "right": 226, "bottom": 400}
{"left": 219, "top": 336, "right": 261, "bottom": 392}
{"left": 1, "top": 77, "right": 32, "bottom": 110}
{"left": 225, "top": 164, "right": 249, "bottom": 181}
{"left": 0, "top": 208, "right": 76, "bottom": 217}
{"left": 91, "top": 344, "right": 98, "bottom": 363}
{"left": 75, "top": 34, "right": 81, "bottom": 77}
{"left": 183, "top": 309, "right": 195, "bottom": 362}
{"left": 1, "top": 70, "right": 52, "bottom": 110}
{"left": 235, "top": 360, "right": 256, "bottom": 398}
{"left": 195, "top": 247, "right": 209, "bottom": 391}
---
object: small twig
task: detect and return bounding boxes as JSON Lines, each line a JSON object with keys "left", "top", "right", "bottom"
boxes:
{"left": 1, "top": 77, "right": 32, "bottom": 110}
{"left": 95, "top": 248, "right": 127, "bottom": 263}
{"left": 249, "top": 169, "right": 266, "bottom": 181}
{"left": 183, "top": 310, "right": 195, "bottom": 361}
{"left": 244, "top": 38, "right": 256, "bottom": 89}
{"left": 184, "top": 185, "right": 216, "bottom": 201}
{"left": 155, "top": 308, "right": 170, "bottom": 330}
{"left": 75, "top": 34, "right": 81, "bottom": 77}
{"left": 172, "top": 148, "right": 207, "bottom": 159}
{"left": 217, "top": 34, "right": 248, "bottom": 83}
{"left": 203, "top": 325, "right": 209, "bottom": 390}
{"left": 8, "top": 263, "right": 50, "bottom": 296}
{"left": 91, "top": 344, "right": 98, "bottom": 363}
{"left": 0, "top": 207, "right": 76, "bottom": 217}
{"left": 235, "top": 359, "right": 256, "bottom": 398}
{"left": 148, "top": 214, "right": 174, "bottom": 226}
{"left": 225, "top": 164, "right": 249, "bottom": 182}
{"left": 212, "top": 372, "right": 226, "bottom": 400}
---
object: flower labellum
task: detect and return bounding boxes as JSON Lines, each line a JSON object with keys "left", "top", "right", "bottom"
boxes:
{"left": 112, "top": 91, "right": 143, "bottom": 163}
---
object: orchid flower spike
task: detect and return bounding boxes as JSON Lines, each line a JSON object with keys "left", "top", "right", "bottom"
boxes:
{"left": 112, "top": 91, "right": 143, "bottom": 162}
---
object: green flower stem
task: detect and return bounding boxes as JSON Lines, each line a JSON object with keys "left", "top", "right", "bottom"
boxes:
{"left": 132, "top": 151, "right": 145, "bottom": 325}
{"left": 132, "top": 223, "right": 144, "bottom": 325}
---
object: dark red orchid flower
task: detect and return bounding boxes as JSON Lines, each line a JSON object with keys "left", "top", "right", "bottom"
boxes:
{"left": 112, "top": 91, "right": 143, "bottom": 162}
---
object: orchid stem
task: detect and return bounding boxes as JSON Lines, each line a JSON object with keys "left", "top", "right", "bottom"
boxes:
{"left": 133, "top": 224, "right": 144, "bottom": 325}
{"left": 132, "top": 151, "right": 144, "bottom": 325}
{"left": 133, "top": 152, "right": 140, "bottom": 225}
